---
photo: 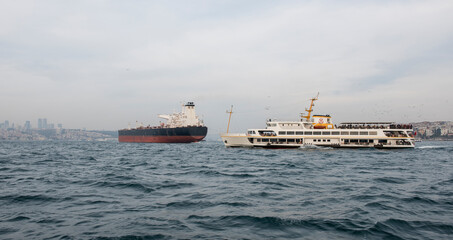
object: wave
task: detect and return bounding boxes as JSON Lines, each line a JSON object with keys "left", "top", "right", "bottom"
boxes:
{"left": 91, "top": 181, "right": 156, "bottom": 193}
{"left": 0, "top": 194, "right": 57, "bottom": 203}
{"left": 186, "top": 215, "right": 453, "bottom": 239}
{"left": 92, "top": 234, "right": 171, "bottom": 240}
{"left": 417, "top": 145, "right": 451, "bottom": 149}
{"left": 401, "top": 196, "right": 439, "bottom": 205}
{"left": 370, "top": 218, "right": 453, "bottom": 239}
{"left": 164, "top": 200, "right": 251, "bottom": 209}
{"left": 186, "top": 169, "right": 255, "bottom": 178}
{"left": 300, "top": 145, "right": 327, "bottom": 150}
{"left": 5, "top": 215, "right": 31, "bottom": 222}
{"left": 374, "top": 176, "right": 407, "bottom": 184}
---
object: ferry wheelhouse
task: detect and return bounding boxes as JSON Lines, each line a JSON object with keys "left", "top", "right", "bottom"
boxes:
{"left": 220, "top": 95, "right": 415, "bottom": 149}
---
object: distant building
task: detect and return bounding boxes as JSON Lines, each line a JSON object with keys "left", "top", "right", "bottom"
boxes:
{"left": 43, "top": 118, "right": 48, "bottom": 129}
{"left": 38, "top": 119, "right": 43, "bottom": 129}
{"left": 57, "top": 123, "right": 63, "bottom": 129}
{"left": 24, "top": 121, "right": 31, "bottom": 130}
{"left": 4, "top": 120, "right": 9, "bottom": 129}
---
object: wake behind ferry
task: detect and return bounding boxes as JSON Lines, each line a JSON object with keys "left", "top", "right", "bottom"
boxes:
{"left": 220, "top": 94, "right": 415, "bottom": 149}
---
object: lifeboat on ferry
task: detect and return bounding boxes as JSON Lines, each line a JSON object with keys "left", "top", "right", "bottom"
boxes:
{"left": 312, "top": 115, "right": 334, "bottom": 129}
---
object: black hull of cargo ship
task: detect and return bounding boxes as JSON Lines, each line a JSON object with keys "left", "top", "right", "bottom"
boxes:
{"left": 118, "top": 126, "right": 207, "bottom": 143}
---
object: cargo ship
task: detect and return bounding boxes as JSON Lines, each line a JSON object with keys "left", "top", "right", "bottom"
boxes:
{"left": 220, "top": 94, "right": 415, "bottom": 149}
{"left": 118, "top": 102, "right": 207, "bottom": 143}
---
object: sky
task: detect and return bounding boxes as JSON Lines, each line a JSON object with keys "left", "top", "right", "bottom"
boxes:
{"left": 1, "top": 0, "right": 453, "bottom": 134}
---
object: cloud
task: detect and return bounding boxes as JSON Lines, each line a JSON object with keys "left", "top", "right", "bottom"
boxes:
{"left": 1, "top": 0, "right": 452, "bottom": 131}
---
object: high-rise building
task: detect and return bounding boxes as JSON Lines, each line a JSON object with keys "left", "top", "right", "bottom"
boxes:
{"left": 38, "top": 119, "right": 43, "bottom": 129}
{"left": 57, "top": 123, "right": 63, "bottom": 129}
{"left": 43, "top": 118, "right": 48, "bottom": 129}
{"left": 24, "top": 121, "right": 31, "bottom": 130}
{"left": 4, "top": 120, "right": 9, "bottom": 129}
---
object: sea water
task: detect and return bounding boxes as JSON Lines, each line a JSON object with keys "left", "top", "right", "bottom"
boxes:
{"left": 0, "top": 140, "right": 452, "bottom": 239}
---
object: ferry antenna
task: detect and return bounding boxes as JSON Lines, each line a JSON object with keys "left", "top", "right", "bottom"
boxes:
{"left": 226, "top": 105, "right": 233, "bottom": 133}
{"left": 302, "top": 92, "right": 319, "bottom": 121}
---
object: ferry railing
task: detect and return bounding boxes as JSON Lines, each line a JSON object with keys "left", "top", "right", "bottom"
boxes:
{"left": 337, "top": 124, "right": 413, "bottom": 130}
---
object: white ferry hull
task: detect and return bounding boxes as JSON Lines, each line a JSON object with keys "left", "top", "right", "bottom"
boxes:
{"left": 220, "top": 132, "right": 415, "bottom": 149}
{"left": 221, "top": 134, "right": 303, "bottom": 148}
{"left": 221, "top": 134, "right": 253, "bottom": 147}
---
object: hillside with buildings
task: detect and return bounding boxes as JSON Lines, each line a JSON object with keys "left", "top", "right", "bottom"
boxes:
{"left": 412, "top": 121, "right": 453, "bottom": 140}
{"left": 0, "top": 128, "right": 117, "bottom": 141}
{"left": 0, "top": 119, "right": 117, "bottom": 141}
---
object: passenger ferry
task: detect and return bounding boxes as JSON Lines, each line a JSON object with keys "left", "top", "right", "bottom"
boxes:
{"left": 220, "top": 94, "right": 415, "bottom": 149}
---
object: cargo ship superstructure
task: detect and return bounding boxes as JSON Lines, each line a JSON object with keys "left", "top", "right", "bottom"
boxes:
{"left": 118, "top": 102, "right": 207, "bottom": 143}
{"left": 220, "top": 94, "right": 415, "bottom": 149}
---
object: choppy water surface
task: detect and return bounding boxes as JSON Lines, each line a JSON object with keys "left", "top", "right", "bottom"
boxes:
{"left": 1, "top": 140, "right": 452, "bottom": 239}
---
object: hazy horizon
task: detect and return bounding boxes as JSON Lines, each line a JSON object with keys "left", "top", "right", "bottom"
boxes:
{"left": 2, "top": 1, "right": 453, "bottom": 134}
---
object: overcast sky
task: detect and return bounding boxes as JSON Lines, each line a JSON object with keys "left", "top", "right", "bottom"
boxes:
{"left": 1, "top": 0, "right": 453, "bottom": 134}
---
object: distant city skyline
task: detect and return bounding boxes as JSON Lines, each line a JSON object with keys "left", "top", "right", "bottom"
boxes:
{"left": 1, "top": 1, "right": 452, "bottom": 133}
{"left": 1, "top": 118, "right": 62, "bottom": 130}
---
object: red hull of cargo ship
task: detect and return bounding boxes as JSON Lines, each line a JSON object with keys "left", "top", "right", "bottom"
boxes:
{"left": 118, "top": 135, "right": 206, "bottom": 143}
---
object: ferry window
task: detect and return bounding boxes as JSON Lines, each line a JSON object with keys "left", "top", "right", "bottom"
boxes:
{"left": 279, "top": 131, "right": 286, "bottom": 135}
{"left": 257, "top": 139, "right": 261, "bottom": 142}
{"left": 262, "top": 139, "right": 269, "bottom": 142}
{"left": 322, "top": 132, "right": 331, "bottom": 135}
{"left": 359, "top": 139, "right": 368, "bottom": 143}
{"left": 350, "top": 131, "right": 358, "bottom": 135}
{"left": 270, "top": 139, "right": 278, "bottom": 143}
{"left": 360, "top": 132, "right": 368, "bottom": 135}
{"left": 305, "top": 131, "right": 313, "bottom": 135}
{"left": 287, "top": 131, "right": 295, "bottom": 135}
{"left": 296, "top": 131, "right": 303, "bottom": 135}
{"left": 344, "top": 139, "right": 350, "bottom": 143}
{"left": 327, "top": 139, "right": 331, "bottom": 142}
{"left": 378, "top": 140, "right": 387, "bottom": 143}
{"left": 323, "top": 139, "right": 326, "bottom": 142}
{"left": 313, "top": 132, "right": 321, "bottom": 135}
{"left": 327, "top": 119, "right": 331, "bottom": 123}
{"left": 351, "top": 139, "right": 359, "bottom": 143}
{"left": 370, "top": 131, "right": 377, "bottom": 135}
{"left": 331, "top": 131, "right": 340, "bottom": 135}
{"left": 341, "top": 131, "right": 349, "bottom": 135}
{"left": 288, "top": 139, "right": 295, "bottom": 143}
